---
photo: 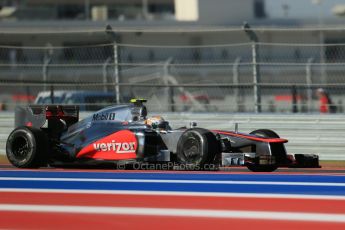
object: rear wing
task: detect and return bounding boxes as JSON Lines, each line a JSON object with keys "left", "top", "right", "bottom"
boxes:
{"left": 15, "top": 105, "right": 79, "bottom": 128}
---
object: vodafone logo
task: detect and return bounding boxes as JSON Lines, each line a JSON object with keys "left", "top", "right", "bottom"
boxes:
{"left": 93, "top": 141, "right": 136, "bottom": 153}
{"left": 77, "top": 130, "right": 138, "bottom": 160}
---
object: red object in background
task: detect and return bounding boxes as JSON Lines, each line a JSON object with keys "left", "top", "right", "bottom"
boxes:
{"left": 274, "top": 95, "right": 302, "bottom": 102}
{"left": 319, "top": 95, "right": 330, "bottom": 113}
{"left": 12, "top": 94, "right": 35, "bottom": 102}
{"left": 180, "top": 94, "right": 210, "bottom": 102}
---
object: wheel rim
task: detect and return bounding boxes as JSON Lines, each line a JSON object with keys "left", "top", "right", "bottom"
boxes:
{"left": 11, "top": 136, "right": 31, "bottom": 162}
{"left": 181, "top": 133, "right": 202, "bottom": 163}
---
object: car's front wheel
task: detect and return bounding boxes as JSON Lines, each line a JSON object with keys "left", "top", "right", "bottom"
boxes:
{"left": 247, "top": 129, "right": 279, "bottom": 172}
{"left": 176, "top": 128, "right": 219, "bottom": 170}
{"left": 6, "top": 126, "right": 49, "bottom": 168}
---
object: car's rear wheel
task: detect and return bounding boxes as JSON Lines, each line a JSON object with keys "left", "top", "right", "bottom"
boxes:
{"left": 176, "top": 128, "right": 219, "bottom": 170}
{"left": 6, "top": 126, "right": 49, "bottom": 168}
{"left": 247, "top": 129, "right": 279, "bottom": 172}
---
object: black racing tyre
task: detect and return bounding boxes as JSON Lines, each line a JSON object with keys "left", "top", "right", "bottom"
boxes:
{"left": 249, "top": 129, "right": 280, "bottom": 138}
{"left": 247, "top": 129, "right": 279, "bottom": 172}
{"left": 6, "top": 126, "right": 49, "bottom": 168}
{"left": 176, "top": 128, "right": 219, "bottom": 169}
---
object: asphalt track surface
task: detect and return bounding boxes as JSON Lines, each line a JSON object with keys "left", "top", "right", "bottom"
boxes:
{"left": 0, "top": 165, "right": 345, "bottom": 229}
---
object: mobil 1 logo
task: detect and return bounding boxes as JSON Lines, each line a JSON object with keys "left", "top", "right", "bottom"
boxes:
{"left": 92, "top": 112, "right": 116, "bottom": 121}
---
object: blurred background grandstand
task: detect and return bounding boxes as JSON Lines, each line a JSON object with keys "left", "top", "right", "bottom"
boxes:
{"left": 1, "top": 0, "right": 345, "bottom": 113}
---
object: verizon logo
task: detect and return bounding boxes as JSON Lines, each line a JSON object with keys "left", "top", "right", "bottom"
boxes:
{"left": 93, "top": 141, "right": 136, "bottom": 153}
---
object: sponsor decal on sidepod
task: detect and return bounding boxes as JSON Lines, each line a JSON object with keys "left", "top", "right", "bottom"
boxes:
{"left": 93, "top": 141, "right": 136, "bottom": 153}
{"left": 76, "top": 130, "right": 138, "bottom": 160}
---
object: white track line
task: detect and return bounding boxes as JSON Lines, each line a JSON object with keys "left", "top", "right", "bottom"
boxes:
{"left": 1, "top": 188, "right": 345, "bottom": 200}
{"left": 1, "top": 204, "right": 345, "bottom": 223}
{"left": 0, "top": 177, "right": 345, "bottom": 186}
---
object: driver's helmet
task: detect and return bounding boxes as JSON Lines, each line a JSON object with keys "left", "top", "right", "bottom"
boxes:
{"left": 145, "top": 116, "right": 169, "bottom": 130}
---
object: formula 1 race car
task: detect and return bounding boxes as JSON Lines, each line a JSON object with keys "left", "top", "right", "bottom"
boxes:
{"left": 6, "top": 99, "right": 320, "bottom": 172}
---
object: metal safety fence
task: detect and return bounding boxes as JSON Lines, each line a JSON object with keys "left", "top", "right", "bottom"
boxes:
{"left": 1, "top": 27, "right": 345, "bottom": 113}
